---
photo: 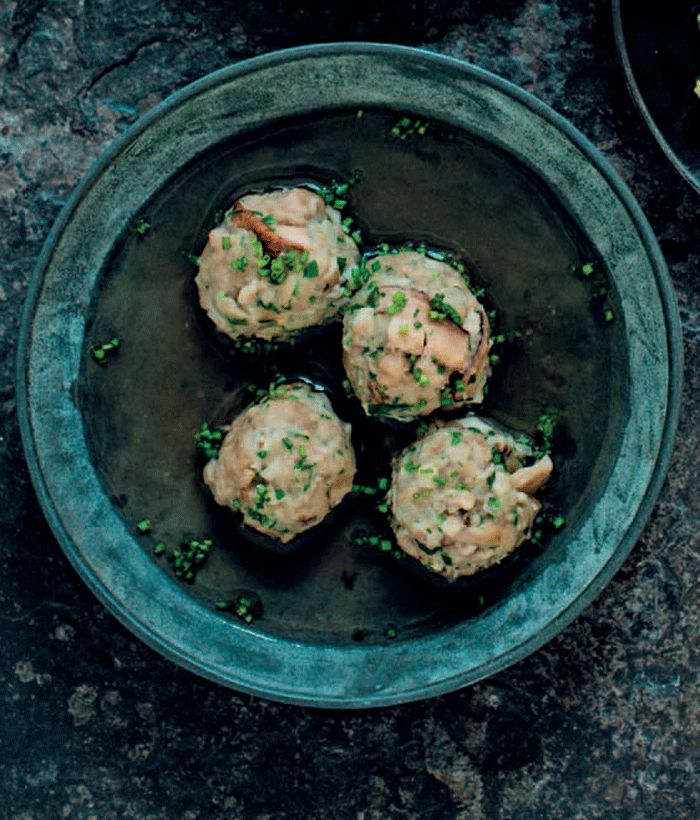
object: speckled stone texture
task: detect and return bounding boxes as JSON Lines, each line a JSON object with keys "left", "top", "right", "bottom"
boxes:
{"left": 1, "top": 1, "right": 700, "bottom": 818}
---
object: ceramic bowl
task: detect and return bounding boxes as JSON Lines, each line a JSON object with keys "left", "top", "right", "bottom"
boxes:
{"left": 17, "top": 43, "right": 682, "bottom": 707}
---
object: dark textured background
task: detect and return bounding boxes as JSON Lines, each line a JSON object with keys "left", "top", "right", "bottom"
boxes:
{"left": 2, "top": 1, "right": 700, "bottom": 818}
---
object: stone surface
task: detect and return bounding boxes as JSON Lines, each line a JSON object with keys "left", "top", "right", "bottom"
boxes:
{"left": 2, "top": 0, "right": 700, "bottom": 818}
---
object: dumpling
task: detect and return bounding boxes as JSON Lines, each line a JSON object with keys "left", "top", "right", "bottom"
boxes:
{"left": 388, "top": 415, "right": 553, "bottom": 581}
{"left": 203, "top": 382, "right": 356, "bottom": 543}
{"left": 196, "top": 187, "right": 360, "bottom": 341}
{"left": 342, "top": 250, "right": 491, "bottom": 421}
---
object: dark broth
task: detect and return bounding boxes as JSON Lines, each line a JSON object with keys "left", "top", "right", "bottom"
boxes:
{"left": 80, "top": 108, "right": 626, "bottom": 646}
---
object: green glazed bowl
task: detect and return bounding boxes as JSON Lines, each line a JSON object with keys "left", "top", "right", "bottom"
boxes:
{"left": 17, "top": 43, "right": 682, "bottom": 707}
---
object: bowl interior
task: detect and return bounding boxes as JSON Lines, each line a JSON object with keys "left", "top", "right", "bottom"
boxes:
{"left": 80, "top": 106, "right": 625, "bottom": 646}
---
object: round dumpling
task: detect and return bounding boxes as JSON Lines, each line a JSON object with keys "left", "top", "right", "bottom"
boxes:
{"left": 196, "top": 187, "right": 361, "bottom": 341}
{"left": 388, "top": 415, "right": 553, "bottom": 581}
{"left": 342, "top": 250, "right": 491, "bottom": 421}
{"left": 203, "top": 382, "right": 356, "bottom": 543}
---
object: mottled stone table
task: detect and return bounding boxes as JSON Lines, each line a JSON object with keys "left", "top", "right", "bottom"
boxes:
{"left": 2, "top": 1, "right": 700, "bottom": 818}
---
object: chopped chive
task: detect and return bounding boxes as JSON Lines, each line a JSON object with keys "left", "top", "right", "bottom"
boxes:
{"left": 230, "top": 256, "right": 248, "bottom": 271}
{"left": 91, "top": 337, "right": 120, "bottom": 364}
{"left": 133, "top": 217, "right": 150, "bottom": 235}
{"left": 303, "top": 260, "right": 319, "bottom": 278}
{"left": 386, "top": 290, "right": 408, "bottom": 316}
{"left": 428, "top": 293, "right": 462, "bottom": 324}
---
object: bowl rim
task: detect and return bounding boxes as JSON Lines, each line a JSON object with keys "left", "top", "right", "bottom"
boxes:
{"left": 16, "top": 42, "right": 683, "bottom": 707}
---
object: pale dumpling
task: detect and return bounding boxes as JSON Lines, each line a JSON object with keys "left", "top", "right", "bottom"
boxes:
{"left": 203, "top": 383, "right": 356, "bottom": 543}
{"left": 342, "top": 250, "right": 491, "bottom": 421}
{"left": 388, "top": 415, "right": 553, "bottom": 581}
{"left": 196, "top": 187, "right": 360, "bottom": 341}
